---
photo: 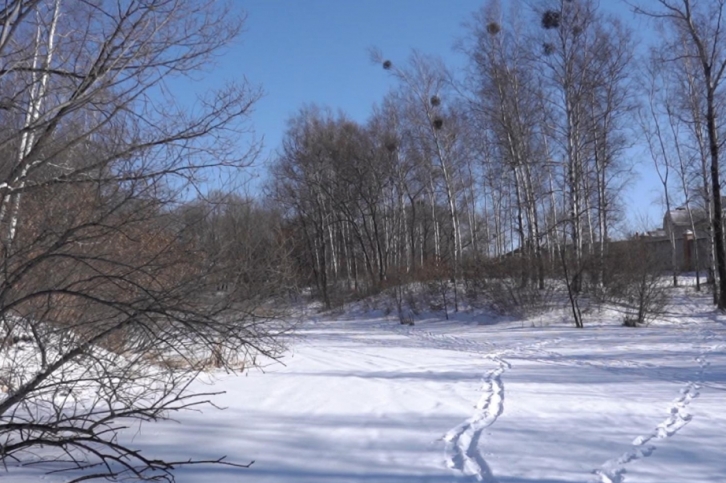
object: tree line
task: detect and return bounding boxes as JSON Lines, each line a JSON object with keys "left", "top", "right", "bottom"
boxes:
{"left": 270, "top": 0, "right": 726, "bottom": 316}
{"left": 273, "top": 1, "right": 627, "bottom": 311}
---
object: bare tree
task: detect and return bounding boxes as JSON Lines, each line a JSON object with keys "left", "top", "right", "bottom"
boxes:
{"left": 271, "top": 107, "right": 338, "bottom": 307}
{"left": 538, "top": 0, "right": 599, "bottom": 294}
{"left": 373, "top": 50, "right": 466, "bottom": 311}
{"left": 0, "top": 1, "right": 285, "bottom": 481}
{"left": 633, "top": 0, "right": 726, "bottom": 309}
{"left": 464, "top": 0, "right": 548, "bottom": 289}
{"left": 681, "top": 52, "right": 719, "bottom": 297}
{"left": 640, "top": 59, "right": 679, "bottom": 286}
{"left": 538, "top": 0, "right": 634, "bottom": 293}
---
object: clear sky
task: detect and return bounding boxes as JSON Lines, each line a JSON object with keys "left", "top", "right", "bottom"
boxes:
{"left": 182, "top": 0, "right": 663, "bottom": 232}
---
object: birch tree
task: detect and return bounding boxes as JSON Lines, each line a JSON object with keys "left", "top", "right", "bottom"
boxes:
{"left": 465, "top": 0, "right": 547, "bottom": 288}
{"left": 539, "top": 0, "right": 633, "bottom": 294}
{"left": 641, "top": 62, "right": 679, "bottom": 286}
{"left": 634, "top": 0, "right": 726, "bottom": 309}
{"left": 374, "top": 51, "right": 466, "bottom": 311}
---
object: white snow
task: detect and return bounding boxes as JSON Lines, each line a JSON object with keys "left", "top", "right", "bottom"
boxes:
{"left": 4, "top": 286, "right": 726, "bottom": 483}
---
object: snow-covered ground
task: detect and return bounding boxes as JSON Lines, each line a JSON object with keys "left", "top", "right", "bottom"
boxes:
{"left": 6, "top": 287, "right": 726, "bottom": 483}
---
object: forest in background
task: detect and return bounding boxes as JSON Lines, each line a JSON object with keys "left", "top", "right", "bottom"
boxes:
{"left": 266, "top": 0, "right": 726, "bottom": 324}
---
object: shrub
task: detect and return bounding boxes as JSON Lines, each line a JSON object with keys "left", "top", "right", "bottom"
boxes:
{"left": 604, "top": 240, "right": 669, "bottom": 326}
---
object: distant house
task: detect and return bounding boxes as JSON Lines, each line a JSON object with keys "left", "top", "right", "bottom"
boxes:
{"left": 640, "top": 206, "right": 709, "bottom": 272}
{"left": 664, "top": 206, "right": 709, "bottom": 239}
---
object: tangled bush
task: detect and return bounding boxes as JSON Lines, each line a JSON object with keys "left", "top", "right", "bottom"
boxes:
{"left": 602, "top": 240, "right": 669, "bottom": 326}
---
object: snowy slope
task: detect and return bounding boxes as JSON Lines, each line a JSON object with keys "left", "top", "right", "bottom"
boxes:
{"left": 5, "top": 289, "right": 726, "bottom": 483}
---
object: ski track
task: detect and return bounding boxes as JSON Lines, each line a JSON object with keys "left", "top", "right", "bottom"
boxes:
{"left": 396, "top": 325, "right": 495, "bottom": 355}
{"left": 593, "top": 327, "right": 722, "bottom": 483}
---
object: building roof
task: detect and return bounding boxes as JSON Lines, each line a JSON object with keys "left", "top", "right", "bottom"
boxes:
{"left": 667, "top": 207, "right": 707, "bottom": 227}
{"left": 646, "top": 229, "right": 667, "bottom": 238}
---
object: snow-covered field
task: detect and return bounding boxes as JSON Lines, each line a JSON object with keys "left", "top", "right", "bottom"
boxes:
{"left": 6, "top": 287, "right": 726, "bottom": 483}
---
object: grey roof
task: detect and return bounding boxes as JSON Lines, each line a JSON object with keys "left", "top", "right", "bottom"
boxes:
{"left": 667, "top": 207, "right": 707, "bottom": 226}
{"left": 646, "top": 229, "right": 667, "bottom": 238}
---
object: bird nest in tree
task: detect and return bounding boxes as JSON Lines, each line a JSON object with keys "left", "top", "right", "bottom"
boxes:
{"left": 382, "top": 60, "right": 392, "bottom": 70}
{"left": 542, "top": 42, "right": 555, "bottom": 56}
{"left": 430, "top": 95, "right": 441, "bottom": 107}
{"left": 542, "top": 10, "right": 561, "bottom": 29}
{"left": 486, "top": 22, "right": 501, "bottom": 35}
{"left": 432, "top": 118, "right": 444, "bottom": 130}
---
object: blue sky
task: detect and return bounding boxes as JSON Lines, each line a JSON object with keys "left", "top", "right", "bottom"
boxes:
{"left": 234, "top": 0, "right": 483, "bottom": 156}
{"left": 181, "top": 0, "right": 662, "bottom": 232}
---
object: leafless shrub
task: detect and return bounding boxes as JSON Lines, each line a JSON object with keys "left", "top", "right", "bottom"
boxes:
{"left": 603, "top": 240, "right": 670, "bottom": 326}
{"left": 462, "top": 257, "right": 557, "bottom": 317}
{"left": 381, "top": 271, "right": 419, "bottom": 325}
{"left": 426, "top": 277, "right": 452, "bottom": 319}
{"left": 485, "top": 278, "right": 557, "bottom": 318}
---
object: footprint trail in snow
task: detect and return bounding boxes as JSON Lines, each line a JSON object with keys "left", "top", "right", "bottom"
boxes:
{"left": 443, "top": 357, "right": 510, "bottom": 483}
{"left": 593, "top": 380, "right": 699, "bottom": 483}
{"left": 593, "top": 330, "right": 718, "bottom": 483}
{"left": 392, "top": 327, "right": 562, "bottom": 482}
